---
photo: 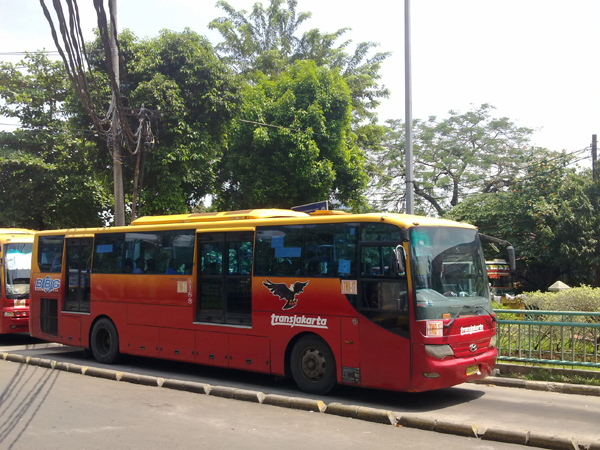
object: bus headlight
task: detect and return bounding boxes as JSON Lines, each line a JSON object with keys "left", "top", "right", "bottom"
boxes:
{"left": 425, "top": 344, "right": 454, "bottom": 359}
{"left": 4, "top": 312, "right": 15, "bottom": 317}
{"left": 489, "top": 335, "right": 497, "bottom": 349}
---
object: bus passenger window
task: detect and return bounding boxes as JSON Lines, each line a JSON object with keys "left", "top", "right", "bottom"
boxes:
{"left": 93, "top": 234, "right": 125, "bottom": 274}
{"left": 358, "top": 238, "right": 409, "bottom": 336}
{"left": 254, "top": 226, "right": 303, "bottom": 277}
{"left": 38, "top": 236, "right": 65, "bottom": 273}
{"left": 304, "top": 223, "right": 357, "bottom": 278}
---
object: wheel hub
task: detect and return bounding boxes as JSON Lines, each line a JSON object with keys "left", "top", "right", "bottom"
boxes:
{"left": 301, "top": 348, "right": 326, "bottom": 381}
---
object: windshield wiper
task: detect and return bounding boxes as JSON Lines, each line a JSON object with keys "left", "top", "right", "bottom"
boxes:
{"left": 444, "top": 305, "right": 495, "bottom": 328}
{"left": 444, "top": 305, "right": 467, "bottom": 328}
{"left": 477, "top": 305, "right": 497, "bottom": 324}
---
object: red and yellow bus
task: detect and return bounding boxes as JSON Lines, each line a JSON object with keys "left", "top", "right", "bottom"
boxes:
{"left": 486, "top": 259, "right": 516, "bottom": 303}
{"left": 29, "top": 209, "right": 500, "bottom": 394}
{"left": 0, "top": 229, "right": 35, "bottom": 334}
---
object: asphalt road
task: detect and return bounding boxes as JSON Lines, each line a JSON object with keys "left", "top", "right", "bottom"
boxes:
{"left": 1, "top": 333, "right": 599, "bottom": 449}
{"left": 0, "top": 358, "right": 532, "bottom": 450}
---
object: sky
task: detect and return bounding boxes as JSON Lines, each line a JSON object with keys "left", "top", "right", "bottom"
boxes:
{"left": 1, "top": 0, "right": 598, "bottom": 166}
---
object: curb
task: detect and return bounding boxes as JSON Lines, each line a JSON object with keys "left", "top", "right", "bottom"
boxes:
{"left": 472, "top": 376, "right": 600, "bottom": 397}
{"left": 2, "top": 353, "right": 597, "bottom": 450}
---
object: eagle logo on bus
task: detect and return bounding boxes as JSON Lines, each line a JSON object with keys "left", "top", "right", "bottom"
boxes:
{"left": 262, "top": 279, "right": 309, "bottom": 310}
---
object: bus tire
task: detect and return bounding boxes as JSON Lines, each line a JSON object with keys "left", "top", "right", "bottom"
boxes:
{"left": 90, "top": 318, "right": 120, "bottom": 364}
{"left": 290, "top": 335, "right": 336, "bottom": 395}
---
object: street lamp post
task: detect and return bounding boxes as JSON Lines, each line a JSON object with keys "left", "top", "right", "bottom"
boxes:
{"left": 404, "top": 0, "right": 414, "bottom": 215}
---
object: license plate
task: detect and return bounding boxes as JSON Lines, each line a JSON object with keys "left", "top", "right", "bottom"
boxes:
{"left": 466, "top": 365, "right": 480, "bottom": 376}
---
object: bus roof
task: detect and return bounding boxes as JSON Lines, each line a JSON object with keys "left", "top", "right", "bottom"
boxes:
{"left": 131, "top": 209, "right": 310, "bottom": 225}
{"left": 32, "top": 210, "right": 475, "bottom": 236}
{"left": 0, "top": 229, "right": 35, "bottom": 245}
{"left": 0, "top": 229, "right": 36, "bottom": 237}
{"left": 130, "top": 209, "right": 473, "bottom": 228}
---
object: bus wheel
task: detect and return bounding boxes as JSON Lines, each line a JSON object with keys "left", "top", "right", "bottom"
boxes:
{"left": 290, "top": 335, "right": 336, "bottom": 395}
{"left": 90, "top": 318, "right": 120, "bottom": 364}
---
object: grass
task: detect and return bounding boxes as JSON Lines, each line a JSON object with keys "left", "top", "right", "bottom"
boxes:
{"left": 499, "top": 364, "right": 600, "bottom": 386}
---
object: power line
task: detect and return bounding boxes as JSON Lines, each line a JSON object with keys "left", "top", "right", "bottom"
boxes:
{"left": 0, "top": 124, "right": 100, "bottom": 136}
{"left": 236, "top": 118, "right": 331, "bottom": 138}
{"left": 0, "top": 51, "right": 60, "bottom": 55}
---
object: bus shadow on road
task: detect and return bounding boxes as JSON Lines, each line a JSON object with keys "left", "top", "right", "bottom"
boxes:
{"left": 331, "top": 383, "right": 485, "bottom": 413}
{"left": 3, "top": 336, "right": 485, "bottom": 414}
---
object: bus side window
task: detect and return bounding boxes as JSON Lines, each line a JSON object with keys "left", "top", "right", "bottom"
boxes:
{"left": 358, "top": 239, "right": 409, "bottom": 336}
{"left": 93, "top": 234, "right": 125, "bottom": 274}
{"left": 254, "top": 226, "right": 303, "bottom": 277}
{"left": 304, "top": 223, "right": 357, "bottom": 278}
{"left": 38, "top": 236, "right": 65, "bottom": 273}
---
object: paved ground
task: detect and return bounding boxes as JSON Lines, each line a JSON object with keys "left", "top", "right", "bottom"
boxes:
{"left": 0, "top": 359, "right": 530, "bottom": 450}
{"left": 1, "top": 335, "right": 600, "bottom": 449}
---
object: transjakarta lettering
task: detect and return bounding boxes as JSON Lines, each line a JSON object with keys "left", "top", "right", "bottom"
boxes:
{"left": 271, "top": 313, "right": 328, "bottom": 329}
{"left": 460, "top": 324, "right": 484, "bottom": 335}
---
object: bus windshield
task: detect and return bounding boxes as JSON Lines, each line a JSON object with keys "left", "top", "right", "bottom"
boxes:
{"left": 4, "top": 243, "right": 33, "bottom": 299}
{"left": 410, "top": 227, "right": 490, "bottom": 321}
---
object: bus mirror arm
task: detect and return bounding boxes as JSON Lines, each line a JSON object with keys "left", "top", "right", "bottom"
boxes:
{"left": 479, "top": 233, "right": 517, "bottom": 274}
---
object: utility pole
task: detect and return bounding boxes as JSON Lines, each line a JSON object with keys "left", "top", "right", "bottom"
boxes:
{"left": 404, "top": 0, "right": 414, "bottom": 215}
{"left": 592, "top": 134, "right": 597, "bottom": 182}
{"left": 109, "top": 0, "right": 125, "bottom": 226}
{"left": 594, "top": 135, "right": 599, "bottom": 287}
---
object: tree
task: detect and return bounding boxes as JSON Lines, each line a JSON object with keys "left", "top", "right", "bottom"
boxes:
{"left": 1, "top": 27, "right": 242, "bottom": 227}
{"left": 83, "top": 29, "right": 242, "bottom": 216}
{"left": 214, "top": 60, "right": 367, "bottom": 210}
{"left": 369, "top": 105, "right": 542, "bottom": 216}
{"left": 448, "top": 155, "right": 600, "bottom": 289}
{"left": 0, "top": 53, "right": 110, "bottom": 229}
{"left": 209, "top": 0, "right": 390, "bottom": 123}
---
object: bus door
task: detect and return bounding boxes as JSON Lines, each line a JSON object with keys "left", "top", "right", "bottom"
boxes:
{"left": 195, "top": 232, "right": 269, "bottom": 371}
{"left": 64, "top": 238, "right": 93, "bottom": 313}
{"left": 61, "top": 237, "right": 93, "bottom": 345}
{"left": 356, "top": 241, "right": 411, "bottom": 389}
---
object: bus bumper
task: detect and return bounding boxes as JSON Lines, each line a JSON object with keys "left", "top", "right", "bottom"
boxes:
{"left": 411, "top": 345, "right": 497, "bottom": 392}
{"left": 1, "top": 310, "right": 30, "bottom": 334}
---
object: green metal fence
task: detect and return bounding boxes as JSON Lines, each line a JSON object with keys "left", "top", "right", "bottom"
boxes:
{"left": 494, "top": 309, "right": 600, "bottom": 368}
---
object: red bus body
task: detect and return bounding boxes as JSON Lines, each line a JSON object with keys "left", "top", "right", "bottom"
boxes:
{"left": 0, "top": 229, "right": 35, "bottom": 334}
{"left": 29, "top": 210, "right": 496, "bottom": 393}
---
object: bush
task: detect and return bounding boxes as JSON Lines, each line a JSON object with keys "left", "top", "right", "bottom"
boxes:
{"left": 519, "top": 285, "right": 600, "bottom": 312}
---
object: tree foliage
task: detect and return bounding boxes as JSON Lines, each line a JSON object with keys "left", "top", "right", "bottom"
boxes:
{"left": 209, "top": 0, "right": 389, "bottom": 122}
{"left": 369, "top": 105, "right": 541, "bottom": 215}
{"left": 0, "top": 28, "right": 241, "bottom": 227}
{"left": 83, "top": 29, "right": 242, "bottom": 216}
{"left": 0, "top": 53, "right": 110, "bottom": 229}
{"left": 448, "top": 155, "right": 600, "bottom": 289}
{"left": 215, "top": 60, "right": 367, "bottom": 210}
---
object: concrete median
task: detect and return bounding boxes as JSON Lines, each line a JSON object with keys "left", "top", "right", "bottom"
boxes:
{"left": 527, "top": 432, "right": 578, "bottom": 450}
{"left": 117, "top": 371, "right": 162, "bottom": 386}
{"left": 480, "top": 427, "right": 529, "bottom": 446}
{"left": 81, "top": 365, "right": 120, "bottom": 380}
{"left": 233, "top": 388, "right": 266, "bottom": 403}
{"left": 434, "top": 419, "right": 479, "bottom": 438}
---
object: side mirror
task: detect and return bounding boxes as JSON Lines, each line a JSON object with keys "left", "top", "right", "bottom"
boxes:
{"left": 506, "top": 246, "right": 516, "bottom": 273}
{"left": 393, "top": 245, "right": 406, "bottom": 275}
